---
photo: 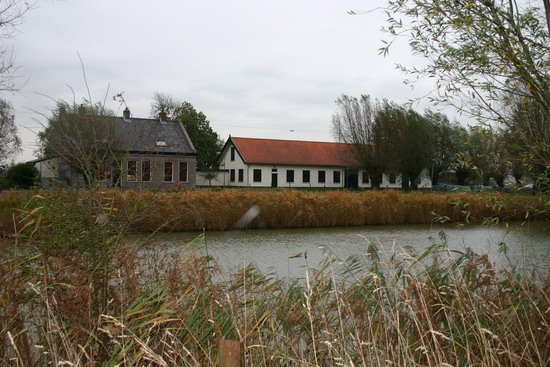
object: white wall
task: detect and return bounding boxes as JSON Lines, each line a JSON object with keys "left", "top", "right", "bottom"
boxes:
{"left": 196, "top": 171, "right": 225, "bottom": 186}
{"left": 417, "top": 168, "right": 433, "bottom": 189}
{"left": 382, "top": 173, "right": 403, "bottom": 189}
{"left": 357, "top": 169, "right": 432, "bottom": 189}
{"left": 215, "top": 142, "right": 432, "bottom": 189}
{"left": 34, "top": 158, "right": 58, "bottom": 179}
{"left": 243, "top": 165, "right": 345, "bottom": 188}
{"left": 356, "top": 171, "right": 402, "bottom": 189}
{"left": 218, "top": 144, "right": 245, "bottom": 187}
{"left": 33, "top": 158, "right": 59, "bottom": 187}
{"left": 217, "top": 144, "right": 346, "bottom": 188}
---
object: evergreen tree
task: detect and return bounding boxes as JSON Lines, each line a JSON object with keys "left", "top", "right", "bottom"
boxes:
{"left": 178, "top": 102, "right": 223, "bottom": 171}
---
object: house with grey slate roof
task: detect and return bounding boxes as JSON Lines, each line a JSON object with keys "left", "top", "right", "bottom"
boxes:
{"left": 30, "top": 108, "right": 198, "bottom": 189}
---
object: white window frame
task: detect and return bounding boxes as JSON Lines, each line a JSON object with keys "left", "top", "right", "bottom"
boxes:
{"left": 164, "top": 161, "right": 174, "bottom": 182}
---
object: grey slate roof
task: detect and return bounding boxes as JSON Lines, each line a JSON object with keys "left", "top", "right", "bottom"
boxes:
{"left": 114, "top": 117, "right": 196, "bottom": 155}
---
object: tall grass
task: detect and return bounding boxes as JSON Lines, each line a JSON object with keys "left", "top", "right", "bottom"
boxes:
{"left": 1, "top": 191, "right": 549, "bottom": 366}
{"left": 114, "top": 189, "right": 550, "bottom": 231}
{"left": 2, "top": 189, "right": 548, "bottom": 233}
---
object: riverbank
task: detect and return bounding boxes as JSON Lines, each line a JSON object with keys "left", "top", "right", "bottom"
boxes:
{"left": 1, "top": 188, "right": 548, "bottom": 233}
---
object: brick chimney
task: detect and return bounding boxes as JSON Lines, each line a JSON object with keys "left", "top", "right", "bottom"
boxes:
{"left": 159, "top": 111, "right": 167, "bottom": 122}
{"left": 123, "top": 107, "right": 131, "bottom": 122}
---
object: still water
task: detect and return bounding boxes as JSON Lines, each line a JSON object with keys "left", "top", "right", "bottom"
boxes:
{"left": 139, "top": 221, "right": 550, "bottom": 279}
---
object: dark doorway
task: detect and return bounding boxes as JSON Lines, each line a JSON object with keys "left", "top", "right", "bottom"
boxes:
{"left": 112, "top": 167, "right": 121, "bottom": 188}
{"left": 271, "top": 173, "right": 278, "bottom": 188}
{"left": 346, "top": 169, "right": 359, "bottom": 189}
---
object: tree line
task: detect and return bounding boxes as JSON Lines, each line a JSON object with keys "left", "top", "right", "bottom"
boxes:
{"left": 1, "top": 0, "right": 547, "bottom": 192}
{"left": 376, "top": 0, "right": 548, "bottom": 192}
{"left": 332, "top": 94, "right": 537, "bottom": 190}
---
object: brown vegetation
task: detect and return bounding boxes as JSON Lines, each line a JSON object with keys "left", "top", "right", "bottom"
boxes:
{"left": 1, "top": 189, "right": 548, "bottom": 234}
{"left": 0, "top": 190, "right": 548, "bottom": 366}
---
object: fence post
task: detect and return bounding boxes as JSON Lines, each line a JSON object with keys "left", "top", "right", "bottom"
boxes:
{"left": 219, "top": 339, "right": 243, "bottom": 367}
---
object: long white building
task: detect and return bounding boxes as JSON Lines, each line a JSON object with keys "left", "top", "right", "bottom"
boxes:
{"left": 197, "top": 136, "right": 432, "bottom": 189}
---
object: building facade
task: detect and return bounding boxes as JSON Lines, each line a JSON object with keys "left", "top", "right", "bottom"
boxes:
{"left": 202, "top": 136, "right": 432, "bottom": 189}
{"left": 31, "top": 109, "right": 198, "bottom": 189}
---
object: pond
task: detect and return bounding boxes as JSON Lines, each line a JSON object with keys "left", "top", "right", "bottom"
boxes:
{"left": 134, "top": 221, "right": 550, "bottom": 279}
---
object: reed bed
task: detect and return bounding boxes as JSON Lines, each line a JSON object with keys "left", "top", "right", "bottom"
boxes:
{"left": 0, "top": 191, "right": 549, "bottom": 366}
{"left": 2, "top": 188, "right": 547, "bottom": 234}
{"left": 1, "top": 235, "right": 549, "bottom": 366}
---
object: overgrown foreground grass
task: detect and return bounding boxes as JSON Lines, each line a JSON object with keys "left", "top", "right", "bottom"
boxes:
{"left": 1, "top": 188, "right": 549, "bottom": 233}
{"left": 0, "top": 191, "right": 549, "bottom": 366}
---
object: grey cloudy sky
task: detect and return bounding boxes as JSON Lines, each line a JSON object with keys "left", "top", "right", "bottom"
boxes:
{"left": 8, "top": 0, "right": 437, "bottom": 162}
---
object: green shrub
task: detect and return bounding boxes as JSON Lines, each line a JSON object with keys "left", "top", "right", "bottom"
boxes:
{"left": 2, "top": 163, "right": 38, "bottom": 189}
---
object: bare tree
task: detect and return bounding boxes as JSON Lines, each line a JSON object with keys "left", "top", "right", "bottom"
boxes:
{"left": 0, "top": 98, "right": 21, "bottom": 163}
{"left": 150, "top": 92, "right": 181, "bottom": 120}
{"left": 0, "top": 0, "right": 39, "bottom": 91}
{"left": 37, "top": 101, "right": 125, "bottom": 185}
{"left": 332, "top": 94, "right": 389, "bottom": 189}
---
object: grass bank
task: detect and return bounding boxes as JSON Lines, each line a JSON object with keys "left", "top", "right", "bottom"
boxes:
{"left": 1, "top": 189, "right": 549, "bottom": 234}
{"left": 0, "top": 191, "right": 548, "bottom": 366}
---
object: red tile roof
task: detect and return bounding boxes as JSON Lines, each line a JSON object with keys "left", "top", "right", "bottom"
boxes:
{"left": 229, "top": 137, "right": 359, "bottom": 167}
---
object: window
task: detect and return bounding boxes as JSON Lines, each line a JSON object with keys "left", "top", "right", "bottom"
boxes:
{"left": 362, "top": 172, "right": 369, "bottom": 184}
{"left": 230, "top": 147, "right": 235, "bottom": 161}
{"left": 318, "top": 170, "right": 326, "bottom": 183}
{"left": 303, "top": 170, "right": 310, "bottom": 183}
{"left": 127, "top": 161, "right": 137, "bottom": 181}
{"left": 238, "top": 169, "right": 244, "bottom": 182}
{"left": 142, "top": 161, "right": 151, "bottom": 182}
{"left": 230, "top": 169, "right": 236, "bottom": 182}
{"left": 253, "top": 169, "right": 262, "bottom": 182}
{"left": 179, "top": 162, "right": 188, "bottom": 182}
{"left": 333, "top": 170, "right": 341, "bottom": 184}
{"left": 286, "top": 169, "right": 294, "bottom": 183}
{"left": 389, "top": 173, "right": 397, "bottom": 184}
{"left": 164, "top": 162, "right": 173, "bottom": 182}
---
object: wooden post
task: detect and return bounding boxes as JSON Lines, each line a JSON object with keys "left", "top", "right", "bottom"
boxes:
{"left": 219, "top": 339, "right": 243, "bottom": 367}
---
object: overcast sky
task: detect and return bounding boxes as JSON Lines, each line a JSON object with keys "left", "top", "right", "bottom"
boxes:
{"left": 7, "top": 0, "right": 440, "bottom": 162}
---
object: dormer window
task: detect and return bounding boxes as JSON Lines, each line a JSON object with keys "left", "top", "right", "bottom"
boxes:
{"left": 155, "top": 141, "right": 167, "bottom": 147}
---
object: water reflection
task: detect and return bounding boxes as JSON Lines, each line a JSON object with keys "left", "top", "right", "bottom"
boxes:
{"left": 134, "top": 222, "right": 550, "bottom": 279}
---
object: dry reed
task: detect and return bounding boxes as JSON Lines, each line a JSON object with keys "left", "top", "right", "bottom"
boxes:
{"left": 2, "top": 188, "right": 547, "bottom": 234}
{"left": 0, "top": 190, "right": 548, "bottom": 366}
{"left": 2, "top": 238, "right": 548, "bottom": 366}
